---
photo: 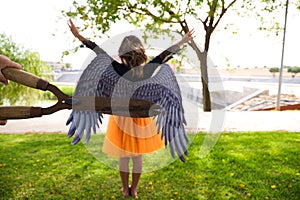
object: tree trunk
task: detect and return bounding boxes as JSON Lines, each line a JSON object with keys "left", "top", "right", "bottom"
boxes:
{"left": 181, "top": 20, "right": 212, "bottom": 111}
{"left": 201, "top": 26, "right": 214, "bottom": 112}
{"left": 200, "top": 51, "right": 211, "bottom": 111}
{"left": 189, "top": 40, "right": 212, "bottom": 112}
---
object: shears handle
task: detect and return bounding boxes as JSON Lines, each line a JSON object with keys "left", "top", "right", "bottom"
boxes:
{"left": 2, "top": 68, "right": 49, "bottom": 90}
{"left": 0, "top": 106, "right": 42, "bottom": 120}
{"left": 0, "top": 68, "right": 71, "bottom": 120}
{"left": 2, "top": 68, "right": 70, "bottom": 101}
{"left": 0, "top": 68, "right": 46, "bottom": 120}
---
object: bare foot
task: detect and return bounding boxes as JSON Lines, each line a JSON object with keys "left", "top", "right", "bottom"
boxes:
{"left": 121, "top": 187, "right": 129, "bottom": 197}
{"left": 130, "top": 187, "right": 138, "bottom": 198}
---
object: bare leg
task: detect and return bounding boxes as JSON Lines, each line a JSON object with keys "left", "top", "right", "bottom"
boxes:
{"left": 119, "top": 157, "right": 130, "bottom": 197}
{"left": 131, "top": 155, "right": 142, "bottom": 198}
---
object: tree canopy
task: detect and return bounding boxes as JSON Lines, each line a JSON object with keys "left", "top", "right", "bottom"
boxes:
{"left": 287, "top": 66, "right": 300, "bottom": 77}
{"left": 269, "top": 67, "right": 279, "bottom": 77}
{"left": 269, "top": 67, "right": 279, "bottom": 73}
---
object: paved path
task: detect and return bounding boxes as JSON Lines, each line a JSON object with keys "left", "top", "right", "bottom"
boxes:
{"left": 1, "top": 109, "right": 299, "bottom": 133}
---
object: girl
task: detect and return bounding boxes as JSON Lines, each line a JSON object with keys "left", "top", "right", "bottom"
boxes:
{"left": 68, "top": 19, "right": 194, "bottom": 198}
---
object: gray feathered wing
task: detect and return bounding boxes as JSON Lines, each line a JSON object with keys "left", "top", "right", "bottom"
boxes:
{"left": 66, "top": 53, "right": 189, "bottom": 162}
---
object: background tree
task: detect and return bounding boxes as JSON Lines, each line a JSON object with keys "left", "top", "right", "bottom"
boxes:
{"left": 269, "top": 67, "right": 279, "bottom": 77}
{"left": 0, "top": 34, "right": 51, "bottom": 105}
{"left": 63, "top": 0, "right": 299, "bottom": 111}
{"left": 287, "top": 66, "right": 300, "bottom": 78}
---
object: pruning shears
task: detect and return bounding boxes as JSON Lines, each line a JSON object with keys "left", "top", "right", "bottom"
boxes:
{"left": 0, "top": 68, "right": 161, "bottom": 120}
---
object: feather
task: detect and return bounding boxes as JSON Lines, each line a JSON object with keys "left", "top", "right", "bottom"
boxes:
{"left": 159, "top": 116, "right": 164, "bottom": 141}
{"left": 97, "top": 113, "right": 103, "bottom": 124}
{"left": 84, "top": 113, "right": 91, "bottom": 143}
{"left": 182, "top": 126, "right": 189, "bottom": 143}
{"left": 66, "top": 111, "right": 74, "bottom": 125}
{"left": 178, "top": 128, "right": 188, "bottom": 156}
{"left": 67, "top": 121, "right": 76, "bottom": 138}
{"left": 182, "top": 110, "right": 187, "bottom": 125}
{"left": 91, "top": 113, "right": 97, "bottom": 134}
{"left": 175, "top": 107, "right": 179, "bottom": 128}
{"left": 164, "top": 125, "right": 169, "bottom": 147}
{"left": 72, "top": 112, "right": 86, "bottom": 145}
{"left": 73, "top": 111, "right": 80, "bottom": 129}
{"left": 95, "top": 114, "right": 100, "bottom": 128}
{"left": 169, "top": 140, "right": 176, "bottom": 158}
{"left": 157, "top": 112, "right": 165, "bottom": 132}
{"left": 169, "top": 125, "right": 175, "bottom": 146}
{"left": 174, "top": 134, "right": 184, "bottom": 162}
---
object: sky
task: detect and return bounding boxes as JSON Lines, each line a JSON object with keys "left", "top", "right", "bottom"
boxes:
{"left": 0, "top": 0, "right": 299, "bottom": 69}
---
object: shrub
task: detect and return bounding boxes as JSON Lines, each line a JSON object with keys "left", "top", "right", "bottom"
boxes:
{"left": 287, "top": 66, "right": 300, "bottom": 78}
{"left": 0, "top": 34, "right": 51, "bottom": 105}
{"left": 269, "top": 67, "right": 279, "bottom": 77}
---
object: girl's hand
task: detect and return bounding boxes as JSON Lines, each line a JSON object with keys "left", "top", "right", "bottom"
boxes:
{"left": 67, "top": 19, "right": 86, "bottom": 42}
{"left": 179, "top": 29, "right": 195, "bottom": 46}
{"left": 68, "top": 19, "right": 80, "bottom": 38}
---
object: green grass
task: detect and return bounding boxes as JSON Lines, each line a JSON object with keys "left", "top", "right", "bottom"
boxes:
{"left": 0, "top": 132, "right": 299, "bottom": 199}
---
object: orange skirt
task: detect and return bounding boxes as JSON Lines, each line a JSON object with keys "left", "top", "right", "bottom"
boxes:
{"left": 102, "top": 116, "right": 164, "bottom": 157}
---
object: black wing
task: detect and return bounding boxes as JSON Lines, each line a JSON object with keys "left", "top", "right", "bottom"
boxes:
{"left": 66, "top": 54, "right": 112, "bottom": 144}
{"left": 132, "top": 79, "right": 188, "bottom": 162}
{"left": 66, "top": 53, "right": 188, "bottom": 162}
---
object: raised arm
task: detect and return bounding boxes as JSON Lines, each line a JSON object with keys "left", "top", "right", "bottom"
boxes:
{"left": 67, "top": 19, "right": 107, "bottom": 55}
{"left": 67, "top": 19, "right": 86, "bottom": 42}
{"left": 156, "top": 29, "right": 195, "bottom": 63}
{"left": 144, "top": 29, "right": 195, "bottom": 77}
{"left": 177, "top": 29, "right": 195, "bottom": 47}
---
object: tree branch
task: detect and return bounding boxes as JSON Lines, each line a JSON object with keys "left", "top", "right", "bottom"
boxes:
{"left": 160, "top": 1, "right": 182, "bottom": 23}
{"left": 186, "top": 0, "right": 192, "bottom": 12}
{"left": 179, "top": 19, "right": 203, "bottom": 59}
{"left": 207, "top": 0, "right": 218, "bottom": 32}
{"left": 127, "top": 5, "right": 179, "bottom": 24}
{"left": 195, "top": 15, "right": 205, "bottom": 25}
{"left": 202, "top": 16, "right": 209, "bottom": 31}
{"left": 213, "top": 0, "right": 237, "bottom": 30}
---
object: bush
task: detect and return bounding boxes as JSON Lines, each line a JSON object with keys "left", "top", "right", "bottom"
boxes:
{"left": 0, "top": 34, "right": 51, "bottom": 105}
{"left": 287, "top": 66, "right": 300, "bottom": 78}
{"left": 269, "top": 67, "right": 279, "bottom": 73}
{"left": 269, "top": 67, "right": 279, "bottom": 77}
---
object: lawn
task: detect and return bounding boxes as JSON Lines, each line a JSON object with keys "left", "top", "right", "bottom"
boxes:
{"left": 0, "top": 132, "right": 299, "bottom": 199}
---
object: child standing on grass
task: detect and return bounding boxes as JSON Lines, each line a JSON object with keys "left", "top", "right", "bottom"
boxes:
{"left": 68, "top": 19, "right": 193, "bottom": 198}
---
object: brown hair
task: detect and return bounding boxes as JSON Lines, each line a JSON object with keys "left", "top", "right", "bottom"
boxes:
{"left": 118, "top": 35, "right": 147, "bottom": 78}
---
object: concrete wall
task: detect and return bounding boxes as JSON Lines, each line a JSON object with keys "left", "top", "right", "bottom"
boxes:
{"left": 179, "top": 83, "right": 263, "bottom": 110}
